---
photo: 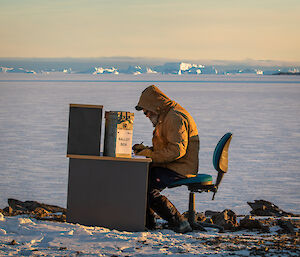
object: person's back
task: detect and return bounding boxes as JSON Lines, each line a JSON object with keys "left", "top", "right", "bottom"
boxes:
{"left": 152, "top": 101, "right": 199, "bottom": 176}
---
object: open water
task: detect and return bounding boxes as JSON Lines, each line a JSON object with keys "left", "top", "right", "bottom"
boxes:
{"left": 0, "top": 73, "right": 299, "bottom": 215}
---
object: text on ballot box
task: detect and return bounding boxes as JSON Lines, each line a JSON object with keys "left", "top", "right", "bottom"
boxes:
{"left": 104, "top": 111, "right": 134, "bottom": 158}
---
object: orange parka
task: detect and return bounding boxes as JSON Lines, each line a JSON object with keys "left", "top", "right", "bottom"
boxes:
{"left": 136, "top": 85, "right": 199, "bottom": 177}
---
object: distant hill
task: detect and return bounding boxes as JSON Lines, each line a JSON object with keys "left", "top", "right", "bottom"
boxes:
{"left": 273, "top": 72, "right": 300, "bottom": 75}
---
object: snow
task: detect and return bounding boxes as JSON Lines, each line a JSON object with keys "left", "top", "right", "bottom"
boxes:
{"left": 0, "top": 215, "right": 299, "bottom": 256}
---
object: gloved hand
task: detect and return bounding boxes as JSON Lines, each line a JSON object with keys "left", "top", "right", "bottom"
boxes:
{"left": 135, "top": 148, "right": 153, "bottom": 158}
{"left": 132, "top": 143, "right": 147, "bottom": 154}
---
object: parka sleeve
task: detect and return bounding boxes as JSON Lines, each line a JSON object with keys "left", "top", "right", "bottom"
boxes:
{"left": 150, "top": 114, "right": 189, "bottom": 163}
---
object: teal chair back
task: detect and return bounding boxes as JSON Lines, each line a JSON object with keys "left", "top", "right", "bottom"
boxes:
{"left": 212, "top": 132, "right": 233, "bottom": 198}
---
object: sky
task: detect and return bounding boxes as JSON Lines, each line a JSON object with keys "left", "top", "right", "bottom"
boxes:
{"left": 0, "top": 0, "right": 300, "bottom": 62}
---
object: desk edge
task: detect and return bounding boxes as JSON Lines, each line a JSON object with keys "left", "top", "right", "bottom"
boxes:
{"left": 67, "top": 154, "right": 152, "bottom": 163}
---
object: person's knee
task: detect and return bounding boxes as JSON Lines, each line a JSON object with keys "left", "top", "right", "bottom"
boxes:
{"left": 148, "top": 188, "right": 162, "bottom": 204}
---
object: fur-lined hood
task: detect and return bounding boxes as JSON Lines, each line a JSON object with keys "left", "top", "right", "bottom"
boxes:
{"left": 135, "top": 85, "right": 176, "bottom": 115}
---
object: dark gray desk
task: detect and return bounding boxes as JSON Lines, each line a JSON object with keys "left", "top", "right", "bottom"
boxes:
{"left": 66, "top": 155, "right": 151, "bottom": 231}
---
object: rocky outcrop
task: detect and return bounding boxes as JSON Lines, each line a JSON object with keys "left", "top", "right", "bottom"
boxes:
{"left": 247, "top": 200, "right": 296, "bottom": 217}
{"left": 2, "top": 199, "right": 66, "bottom": 222}
{"left": 277, "top": 219, "right": 296, "bottom": 234}
{"left": 7, "top": 198, "right": 66, "bottom": 213}
{"left": 239, "top": 215, "right": 270, "bottom": 232}
{"left": 183, "top": 200, "right": 299, "bottom": 234}
{"left": 211, "top": 209, "right": 239, "bottom": 231}
{"left": 2, "top": 198, "right": 299, "bottom": 235}
{"left": 182, "top": 211, "right": 213, "bottom": 224}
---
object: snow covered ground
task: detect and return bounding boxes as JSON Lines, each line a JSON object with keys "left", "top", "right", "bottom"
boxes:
{"left": 0, "top": 73, "right": 300, "bottom": 256}
{"left": 1, "top": 213, "right": 299, "bottom": 257}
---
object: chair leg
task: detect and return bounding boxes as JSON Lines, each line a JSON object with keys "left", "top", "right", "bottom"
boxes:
{"left": 188, "top": 192, "right": 206, "bottom": 231}
{"left": 188, "top": 191, "right": 224, "bottom": 233}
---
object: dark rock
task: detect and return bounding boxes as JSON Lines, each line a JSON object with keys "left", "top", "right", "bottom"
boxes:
{"left": 195, "top": 213, "right": 213, "bottom": 224}
{"left": 258, "top": 217, "right": 277, "bottom": 227}
{"left": 3, "top": 207, "right": 9, "bottom": 213}
{"left": 182, "top": 211, "right": 213, "bottom": 224}
{"left": 247, "top": 200, "right": 295, "bottom": 217}
{"left": 274, "top": 72, "right": 300, "bottom": 75}
{"left": 32, "top": 207, "right": 50, "bottom": 218}
{"left": 0, "top": 208, "right": 7, "bottom": 216}
{"left": 290, "top": 218, "right": 300, "bottom": 229}
{"left": 211, "top": 209, "right": 238, "bottom": 231}
{"left": 8, "top": 198, "right": 66, "bottom": 214}
{"left": 37, "top": 213, "right": 67, "bottom": 223}
{"left": 8, "top": 240, "right": 18, "bottom": 245}
{"left": 239, "top": 215, "right": 270, "bottom": 232}
{"left": 277, "top": 218, "right": 295, "bottom": 234}
{"left": 2, "top": 199, "right": 67, "bottom": 222}
{"left": 205, "top": 210, "right": 220, "bottom": 217}
{"left": 2, "top": 206, "right": 27, "bottom": 216}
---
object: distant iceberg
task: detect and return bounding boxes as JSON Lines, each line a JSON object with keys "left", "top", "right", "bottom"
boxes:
{"left": 0, "top": 66, "right": 36, "bottom": 74}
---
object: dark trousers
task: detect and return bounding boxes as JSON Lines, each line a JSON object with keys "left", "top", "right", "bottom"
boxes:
{"left": 146, "top": 167, "right": 185, "bottom": 227}
{"left": 148, "top": 166, "right": 184, "bottom": 203}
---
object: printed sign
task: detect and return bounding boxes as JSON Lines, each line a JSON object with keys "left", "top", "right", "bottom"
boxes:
{"left": 116, "top": 129, "right": 133, "bottom": 155}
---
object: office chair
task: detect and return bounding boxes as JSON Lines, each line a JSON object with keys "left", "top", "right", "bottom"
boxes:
{"left": 168, "top": 132, "right": 233, "bottom": 232}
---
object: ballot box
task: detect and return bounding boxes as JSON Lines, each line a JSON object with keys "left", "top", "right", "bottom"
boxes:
{"left": 103, "top": 111, "right": 134, "bottom": 158}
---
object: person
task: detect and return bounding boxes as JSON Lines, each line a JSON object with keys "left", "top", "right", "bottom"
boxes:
{"left": 133, "top": 85, "right": 199, "bottom": 233}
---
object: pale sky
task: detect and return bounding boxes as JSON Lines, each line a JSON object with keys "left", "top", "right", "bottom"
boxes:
{"left": 0, "top": 0, "right": 300, "bottom": 62}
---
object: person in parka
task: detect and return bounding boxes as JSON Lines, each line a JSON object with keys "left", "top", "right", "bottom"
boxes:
{"left": 133, "top": 85, "right": 199, "bottom": 233}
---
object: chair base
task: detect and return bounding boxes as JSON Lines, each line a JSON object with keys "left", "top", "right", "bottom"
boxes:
{"left": 188, "top": 192, "right": 224, "bottom": 233}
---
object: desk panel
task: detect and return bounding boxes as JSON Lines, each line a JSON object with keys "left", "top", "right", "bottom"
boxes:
{"left": 67, "top": 157, "right": 150, "bottom": 231}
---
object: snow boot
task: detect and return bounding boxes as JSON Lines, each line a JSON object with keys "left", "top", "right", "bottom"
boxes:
{"left": 145, "top": 207, "right": 157, "bottom": 230}
{"left": 151, "top": 195, "right": 192, "bottom": 233}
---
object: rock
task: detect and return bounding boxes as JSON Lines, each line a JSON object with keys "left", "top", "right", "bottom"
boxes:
{"left": 2, "top": 207, "right": 9, "bottom": 214}
{"left": 194, "top": 212, "right": 206, "bottom": 222}
{"left": 239, "top": 215, "right": 270, "bottom": 232}
{"left": 290, "top": 218, "right": 300, "bottom": 229}
{"left": 247, "top": 200, "right": 295, "bottom": 217}
{"left": 0, "top": 208, "right": 7, "bottom": 217}
{"left": 205, "top": 210, "right": 220, "bottom": 217}
{"left": 195, "top": 213, "right": 213, "bottom": 224}
{"left": 32, "top": 207, "right": 50, "bottom": 218}
{"left": 8, "top": 240, "right": 18, "bottom": 245}
{"left": 36, "top": 213, "right": 67, "bottom": 223}
{"left": 183, "top": 211, "right": 205, "bottom": 221}
{"left": 257, "top": 217, "right": 277, "bottom": 227}
{"left": 277, "top": 218, "right": 295, "bottom": 234}
{"left": 2, "top": 206, "right": 26, "bottom": 216}
{"left": 211, "top": 209, "right": 238, "bottom": 231}
{"left": 182, "top": 211, "right": 213, "bottom": 224}
{"left": 2, "top": 199, "right": 67, "bottom": 223}
{"left": 8, "top": 198, "right": 66, "bottom": 214}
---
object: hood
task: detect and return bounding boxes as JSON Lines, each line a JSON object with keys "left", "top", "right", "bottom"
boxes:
{"left": 135, "top": 85, "right": 175, "bottom": 114}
